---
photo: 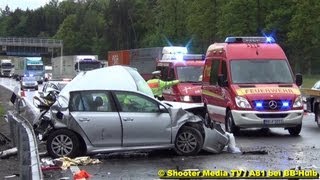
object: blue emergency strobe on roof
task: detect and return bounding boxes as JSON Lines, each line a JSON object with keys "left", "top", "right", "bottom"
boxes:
{"left": 225, "top": 36, "right": 275, "bottom": 43}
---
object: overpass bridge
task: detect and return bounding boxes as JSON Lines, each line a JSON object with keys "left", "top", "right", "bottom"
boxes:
{"left": 0, "top": 37, "right": 63, "bottom": 57}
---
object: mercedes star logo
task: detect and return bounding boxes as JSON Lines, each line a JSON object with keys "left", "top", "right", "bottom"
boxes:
{"left": 269, "top": 100, "right": 277, "bottom": 109}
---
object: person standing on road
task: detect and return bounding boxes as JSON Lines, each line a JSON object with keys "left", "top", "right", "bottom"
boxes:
{"left": 147, "top": 71, "right": 179, "bottom": 100}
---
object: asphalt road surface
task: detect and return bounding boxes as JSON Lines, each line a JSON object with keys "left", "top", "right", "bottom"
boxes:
{"left": 0, "top": 77, "right": 319, "bottom": 180}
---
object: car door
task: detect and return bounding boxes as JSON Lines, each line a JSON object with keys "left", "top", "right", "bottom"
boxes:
{"left": 113, "top": 91, "right": 172, "bottom": 147}
{"left": 69, "top": 90, "right": 122, "bottom": 147}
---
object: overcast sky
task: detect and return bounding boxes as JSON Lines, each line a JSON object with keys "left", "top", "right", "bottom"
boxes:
{"left": 0, "top": 0, "right": 55, "bottom": 11}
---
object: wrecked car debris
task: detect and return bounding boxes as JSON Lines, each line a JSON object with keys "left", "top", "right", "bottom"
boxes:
{"left": 0, "top": 147, "right": 17, "bottom": 159}
{"left": 38, "top": 66, "right": 232, "bottom": 158}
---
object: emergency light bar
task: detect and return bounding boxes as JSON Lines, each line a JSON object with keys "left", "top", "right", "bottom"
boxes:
{"left": 225, "top": 36, "right": 275, "bottom": 43}
{"left": 183, "top": 54, "right": 205, "bottom": 61}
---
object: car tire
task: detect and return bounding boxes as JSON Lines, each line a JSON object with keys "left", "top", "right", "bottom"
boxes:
{"left": 35, "top": 86, "right": 38, "bottom": 91}
{"left": 225, "top": 110, "right": 240, "bottom": 135}
{"left": 174, "top": 126, "right": 203, "bottom": 156}
{"left": 288, "top": 124, "right": 302, "bottom": 136}
{"left": 46, "top": 129, "right": 80, "bottom": 158}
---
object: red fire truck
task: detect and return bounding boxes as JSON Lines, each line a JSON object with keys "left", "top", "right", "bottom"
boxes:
{"left": 156, "top": 54, "right": 205, "bottom": 103}
{"left": 202, "top": 37, "right": 304, "bottom": 136}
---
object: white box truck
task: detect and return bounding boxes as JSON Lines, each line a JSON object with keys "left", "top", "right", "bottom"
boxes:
{"left": 52, "top": 55, "right": 102, "bottom": 79}
{"left": 0, "top": 59, "right": 14, "bottom": 77}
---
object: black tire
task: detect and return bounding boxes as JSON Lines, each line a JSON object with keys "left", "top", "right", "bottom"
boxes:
{"left": 225, "top": 111, "right": 240, "bottom": 135}
{"left": 288, "top": 124, "right": 302, "bottom": 136}
{"left": 174, "top": 126, "right": 203, "bottom": 156}
{"left": 46, "top": 129, "right": 81, "bottom": 158}
{"left": 314, "top": 103, "right": 319, "bottom": 122}
{"left": 35, "top": 86, "right": 38, "bottom": 91}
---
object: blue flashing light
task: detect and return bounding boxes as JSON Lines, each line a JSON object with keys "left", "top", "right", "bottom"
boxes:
{"left": 255, "top": 101, "right": 264, "bottom": 110}
{"left": 256, "top": 102, "right": 263, "bottom": 108}
{"left": 183, "top": 54, "right": 205, "bottom": 61}
{"left": 225, "top": 36, "right": 275, "bottom": 43}
{"left": 281, "top": 101, "right": 290, "bottom": 108}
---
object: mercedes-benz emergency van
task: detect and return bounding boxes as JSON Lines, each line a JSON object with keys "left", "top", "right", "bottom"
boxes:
{"left": 202, "top": 37, "right": 303, "bottom": 136}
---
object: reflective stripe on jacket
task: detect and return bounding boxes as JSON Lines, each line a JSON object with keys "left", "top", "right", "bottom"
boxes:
{"left": 147, "top": 78, "right": 179, "bottom": 97}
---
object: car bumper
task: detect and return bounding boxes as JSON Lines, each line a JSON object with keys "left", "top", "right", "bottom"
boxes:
{"left": 232, "top": 109, "right": 303, "bottom": 128}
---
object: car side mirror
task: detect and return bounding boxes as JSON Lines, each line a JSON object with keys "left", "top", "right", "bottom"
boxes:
{"left": 56, "top": 111, "right": 64, "bottom": 120}
{"left": 218, "top": 74, "right": 228, "bottom": 87}
{"left": 296, "top": 73, "right": 303, "bottom": 87}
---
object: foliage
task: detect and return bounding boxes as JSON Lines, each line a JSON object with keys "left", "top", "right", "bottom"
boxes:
{"left": 0, "top": 0, "right": 319, "bottom": 75}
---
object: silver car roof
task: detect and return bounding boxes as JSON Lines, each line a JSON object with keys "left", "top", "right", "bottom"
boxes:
{"left": 59, "top": 65, "right": 153, "bottom": 100}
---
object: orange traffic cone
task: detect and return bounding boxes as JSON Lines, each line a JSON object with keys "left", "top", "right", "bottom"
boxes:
{"left": 20, "top": 90, "right": 25, "bottom": 97}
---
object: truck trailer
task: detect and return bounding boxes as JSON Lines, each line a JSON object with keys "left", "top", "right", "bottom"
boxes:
{"left": 0, "top": 59, "right": 14, "bottom": 77}
{"left": 12, "top": 57, "right": 45, "bottom": 84}
{"left": 107, "top": 46, "right": 188, "bottom": 80}
{"left": 51, "top": 55, "right": 102, "bottom": 79}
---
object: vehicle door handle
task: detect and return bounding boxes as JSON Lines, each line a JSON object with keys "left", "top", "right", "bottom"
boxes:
{"left": 123, "top": 117, "right": 134, "bottom": 121}
{"left": 79, "top": 118, "right": 90, "bottom": 122}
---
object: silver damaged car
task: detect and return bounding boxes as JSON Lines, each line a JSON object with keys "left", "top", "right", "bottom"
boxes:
{"left": 45, "top": 66, "right": 229, "bottom": 158}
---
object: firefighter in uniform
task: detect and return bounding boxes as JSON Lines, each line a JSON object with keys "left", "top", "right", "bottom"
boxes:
{"left": 147, "top": 71, "right": 179, "bottom": 100}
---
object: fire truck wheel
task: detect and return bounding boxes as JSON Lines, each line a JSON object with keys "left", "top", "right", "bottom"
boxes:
{"left": 225, "top": 111, "right": 240, "bottom": 135}
{"left": 288, "top": 124, "right": 302, "bottom": 136}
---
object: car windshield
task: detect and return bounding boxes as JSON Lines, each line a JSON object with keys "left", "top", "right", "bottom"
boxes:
{"left": 176, "top": 66, "right": 203, "bottom": 82}
{"left": 22, "top": 76, "right": 36, "bottom": 81}
{"left": 125, "top": 67, "right": 154, "bottom": 97}
{"left": 79, "top": 61, "right": 101, "bottom": 71}
{"left": 230, "top": 60, "right": 294, "bottom": 84}
{"left": 27, "top": 65, "right": 43, "bottom": 71}
{"left": 1, "top": 63, "right": 12, "bottom": 68}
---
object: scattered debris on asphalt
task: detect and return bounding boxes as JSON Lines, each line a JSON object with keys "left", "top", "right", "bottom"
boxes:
{"left": 0, "top": 147, "right": 17, "bottom": 159}
{"left": 73, "top": 170, "right": 91, "bottom": 180}
{"left": 225, "top": 132, "right": 241, "bottom": 153}
{"left": 54, "top": 156, "right": 101, "bottom": 170}
{"left": 242, "top": 150, "right": 268, "bottom": 155}
{"left": 0, "top": 132, "right": 11, "bottom": 146}
{"left": 4, "top": 174, "right": 19, "bottom": 179}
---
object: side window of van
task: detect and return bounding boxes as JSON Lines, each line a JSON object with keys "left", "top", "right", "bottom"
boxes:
{"left": 209, "top": 60, "right": 220, "bottom": 85}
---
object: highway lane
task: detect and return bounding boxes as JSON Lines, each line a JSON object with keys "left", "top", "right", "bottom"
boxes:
{"left": 1, "top": 77, "right": 319, "bottom": 179}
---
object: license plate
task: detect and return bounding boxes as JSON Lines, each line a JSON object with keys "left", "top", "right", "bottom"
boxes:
{"left": 263, "top": 119, "right": 283, "bottom": 124}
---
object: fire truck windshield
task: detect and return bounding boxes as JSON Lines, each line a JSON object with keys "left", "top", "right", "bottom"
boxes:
{"left": 176, "top": 66, "right": 203, "bottom": 82}
{"left": 230, "top": 59, "right": 294, "bottom": 84}
{"left": 79, "top": 61, "right": 101, "bottom": 71}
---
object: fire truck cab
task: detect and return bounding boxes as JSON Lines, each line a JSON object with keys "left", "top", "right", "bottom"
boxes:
{"left": 156, "top": 50, "right": 205, "bottom": 103}
{"left": 202, "top": 37, "right": 303, "bottom": 136}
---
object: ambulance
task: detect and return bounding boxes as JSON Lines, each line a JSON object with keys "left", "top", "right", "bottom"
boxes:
{"left": 201, "top": 37, "right": 303, "bottom": 136}
{"left": 156, "top": 52, "right": 205, "bottom": 103}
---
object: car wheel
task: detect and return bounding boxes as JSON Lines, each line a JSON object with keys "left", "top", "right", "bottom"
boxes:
{"left": 35, "top": 86, "right": 38, "bottom": 90}
{"left": 288, "top": 124, "right": 302, "bottom": 136}
{"left": 174, "top": 126, "right": 203, "bottom": 156}
{"left": 46, "top": 129, "right": 80, "bottom": 158}
{"left": 225, "top": 110, "right": 240, "bottom": 135}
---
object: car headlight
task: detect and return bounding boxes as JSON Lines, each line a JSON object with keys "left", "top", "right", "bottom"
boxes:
{"left": 181, "top": 96, "right": 191, "bottom": 102}
{"left": 235, "top": 96, "right": 251, "bottom": 108}
{"left": 293, "top": 95, "right": 303, "bottom": 108}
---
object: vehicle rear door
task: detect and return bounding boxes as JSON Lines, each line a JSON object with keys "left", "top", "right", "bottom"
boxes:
{"left": 69, "top": 90, "right": 122, "bottom": 147}
{"left": 113, "top": 91, "right": 172, "bottom": 147}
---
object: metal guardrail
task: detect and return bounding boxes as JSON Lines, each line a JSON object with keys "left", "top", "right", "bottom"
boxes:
{"left": 6, "top": 96, "right": 43, "bottom": 180}
{"left": 0, "top": 37, "right": 63, "bottom": 48}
